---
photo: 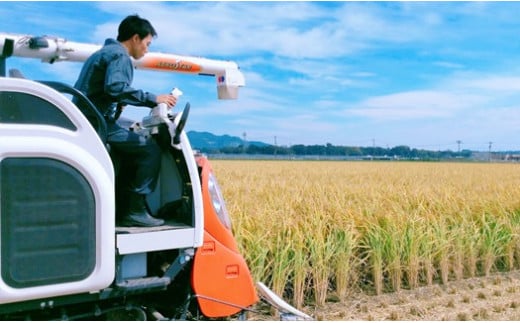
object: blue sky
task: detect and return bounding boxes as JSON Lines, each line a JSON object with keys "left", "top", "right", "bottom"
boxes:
{"left": 1, "top": 1, "right": 520, "bottom": 151}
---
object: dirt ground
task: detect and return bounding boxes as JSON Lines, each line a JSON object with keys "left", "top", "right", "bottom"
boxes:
{"left": 250, "top": 270, "right": 520, "bottom": 321}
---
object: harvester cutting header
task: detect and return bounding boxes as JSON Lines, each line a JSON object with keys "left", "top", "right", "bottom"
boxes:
{"left": 0, "top": 32, "right": 245, "bottom": 99}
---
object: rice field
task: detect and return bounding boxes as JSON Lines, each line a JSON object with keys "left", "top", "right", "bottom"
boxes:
{"left": 211, "top": 160, "right": 520, "bottom": 309}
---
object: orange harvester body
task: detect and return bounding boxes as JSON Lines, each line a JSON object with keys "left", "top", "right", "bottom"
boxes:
{"left": 191, "top": 156, "right": 258, "bottom": 317}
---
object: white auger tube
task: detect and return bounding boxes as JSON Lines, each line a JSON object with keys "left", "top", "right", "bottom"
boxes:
{"left": 0, "top": 33, "right": 244, "bottom": 99}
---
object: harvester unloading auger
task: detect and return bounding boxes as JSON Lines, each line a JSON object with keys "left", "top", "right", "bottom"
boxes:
{"left": 0, "top": 33, "right": 244, "bottom": 99}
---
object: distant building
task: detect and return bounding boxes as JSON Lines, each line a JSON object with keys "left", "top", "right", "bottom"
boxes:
{"left": 505, "top": 154, "right": 520, "bottom": 162}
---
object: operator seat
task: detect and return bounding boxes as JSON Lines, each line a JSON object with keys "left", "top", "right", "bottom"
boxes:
{"left": 8, "top": 69, "right": 108, "bottom": 145}
{"left": 8, "top": 68, "right": 122, "bottom": 173}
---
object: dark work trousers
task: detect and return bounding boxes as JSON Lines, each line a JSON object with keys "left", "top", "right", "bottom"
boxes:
{"left": 106, "top": 121, "right": 161, "bottom": 217}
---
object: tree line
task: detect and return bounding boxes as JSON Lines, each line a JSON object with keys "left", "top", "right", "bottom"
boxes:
{"left": 197, "top": 143, "right": 473, "bottom": 160}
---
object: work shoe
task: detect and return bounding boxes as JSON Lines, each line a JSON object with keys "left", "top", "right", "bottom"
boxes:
{"left": 120, "top": 193, "right": 164, "bottom": 227}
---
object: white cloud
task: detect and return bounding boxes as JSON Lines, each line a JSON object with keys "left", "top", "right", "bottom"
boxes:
{"left": 346, "top": 90, "right": 487, "bottom": 120}
{"left": 434, "top": 61, "right": 465, "bottom": 69}
{"left": 88, "top": 2, "right": 375, "bottom": 59}
{"left": 458, "top": 76, "right": 520, "bottom": 92}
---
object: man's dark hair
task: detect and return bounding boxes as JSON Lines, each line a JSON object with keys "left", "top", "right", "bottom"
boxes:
{"left": 117, "top": 14, "right": 157, "bottom": 42}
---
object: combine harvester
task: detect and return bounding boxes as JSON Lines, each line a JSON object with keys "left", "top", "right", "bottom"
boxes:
{"left": 0, "top": 33, "right": 312, "bottom": 321}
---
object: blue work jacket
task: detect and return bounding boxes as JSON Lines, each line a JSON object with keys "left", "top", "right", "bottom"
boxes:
{"left": 74, "top": 38, "right": 157, "bottom": 119}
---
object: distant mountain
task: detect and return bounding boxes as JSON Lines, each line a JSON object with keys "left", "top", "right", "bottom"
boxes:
{"left": 187, "top": 131, "right": 269, "bottom": 150}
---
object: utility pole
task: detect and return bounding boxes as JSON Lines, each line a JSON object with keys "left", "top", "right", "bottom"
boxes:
{"left": 242, "top": 132, "right": 247, "bottom": 154}
{"left": 274, "top": 136, "right": 277, "bottom": 156}
{"left": 371, "top": 138, "right": 375, "bottom": 160}
{"left": 456, "top": 140, "right": 462, "bottom": 155}
{"left": 488, "top": 141, "right": 492, "bottom": 162}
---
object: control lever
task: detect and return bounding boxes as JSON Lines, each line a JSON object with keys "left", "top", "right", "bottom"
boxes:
{"left": 173, "top": 102, "right": 190, "bottom": 145}
{"left": 142, "top": 88, "right": 183, "bottom": 128}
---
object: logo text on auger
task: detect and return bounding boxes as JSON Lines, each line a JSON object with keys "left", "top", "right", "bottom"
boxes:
{"left": 156, "top": 60, "right": 194, "bottom": 71}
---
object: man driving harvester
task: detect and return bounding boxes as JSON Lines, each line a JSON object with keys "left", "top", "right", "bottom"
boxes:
{"left": 74, "top": 14, "right": 177, "bottom": 227}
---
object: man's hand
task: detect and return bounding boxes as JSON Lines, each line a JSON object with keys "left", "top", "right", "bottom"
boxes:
{"left": 156, "top": 94, "right": 177, "bottom": 108}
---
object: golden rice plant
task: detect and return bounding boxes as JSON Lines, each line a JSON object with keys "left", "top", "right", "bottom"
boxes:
{"left": 290, "top": 229, "right": 309, "bottom": 308}
{"left": 359, "top": 217, "right": 386, "bottom": 295}
{"left": 329, "top": 224, "right": 358, "bottom": 301}
{"left": 450, "top": 222, "right": 468, "bottom": 280}
{"left": 306, "top": 224, "right": 333, "bottom": 306}
{"left": 507, "top": 210, "right": 520, "bottom": 270}
{"left": 270, "top": 228, "right": 295, "bottom": 298}
{"left": 401, "top": 217, "right": 426, "bottom": 289}
{"left": 477, "top": 213, "right": 513, "bottom": 276}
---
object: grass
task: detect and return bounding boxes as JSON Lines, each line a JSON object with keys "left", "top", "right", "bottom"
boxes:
{"left": 212, "top": 160, "right": 520, "bottom": 308}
